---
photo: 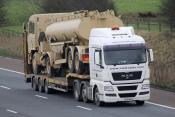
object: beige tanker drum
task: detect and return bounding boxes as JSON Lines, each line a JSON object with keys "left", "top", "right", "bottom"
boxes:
{"left": 45, "top": 16, "right": 123, "bottom": 43}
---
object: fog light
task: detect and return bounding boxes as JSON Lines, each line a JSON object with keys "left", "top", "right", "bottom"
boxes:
{"left": 141, "top": 84, "right": 150, "bottom": 90}
{"left": 104, "top": 86, "right": 114, "bottom": 91}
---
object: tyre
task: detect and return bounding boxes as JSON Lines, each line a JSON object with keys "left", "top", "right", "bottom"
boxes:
{"left": 31, "top": 78, "right": 34, "bottom": 88}
{"left": 32, "top": 54, "right": 40, "bottom": 74}
{"left": 38, "top": 79, "right": 44, "bottom": 93}
{"left": 33, "top": 78, "right": 39, "bottom": 91}
{"left": 73, "top": 81, "right": 82, "bottom": 101}
{"left": 25, "top": 78, "right": 31, "bottom": 83}
{"left": 44, "top": 80, "right": 52, "bottom": 94}
{"left": 94, "top": 87, "right": 104, "bottom": 106}
{"left": 136, "top": 101, "right": 145, "bottom": 106}
{"left": 46, "top": 57, "right": 54, "bottom": 77}
{"left": 67, "top": 50, "right": 74, "bottom": 73}
{"left": 74, "top": 51, "right": 84, "bottom": 74}
{"left": 81, "top": 83, "right": 89, "bottom": 103}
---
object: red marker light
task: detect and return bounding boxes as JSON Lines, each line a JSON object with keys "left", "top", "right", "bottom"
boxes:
{"left": 82, "top": 54, "right": 89, "bottom": 62}
{"left": 112, "top": 25, "right": 119, "bottom": 30}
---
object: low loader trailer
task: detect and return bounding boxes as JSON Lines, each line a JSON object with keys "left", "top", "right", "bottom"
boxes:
{"left": 23, "top": 10, "right": 154, "bottom": 106}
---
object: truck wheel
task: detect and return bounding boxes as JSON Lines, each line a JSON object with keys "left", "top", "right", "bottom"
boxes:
{"left": 32, "top": 54, "right": 40, "bottom": 74}
{"left": 74, "top": 51, "right": 84, "bottom": 74}
{"left": 38, "top": 79, "right": 44, "bottom": 93}
{"left": 73, "top": 81, "right": 82, "bottom": 101}
{"left": 94, "top": 87, "right": 104, "bottom": 106}
{"left": 46, "top": 57, "right": 54, "bottom": 77}
{"left": 31, "top": 78, "right": 34, "bottom": 88}
{"left": 33, "top": 78, "right": 39, "bottom": 91}
{"left": 136, "top": 101, "right": 145, "bottom": 106}
{"left": 44, "top": 80, "right": 52, "bottom": 94}
{"left": 81, "top": 84, "right": 89, "bottom": 103}
{"left": 67, "top": 50, "right": 74, "bottom": 73}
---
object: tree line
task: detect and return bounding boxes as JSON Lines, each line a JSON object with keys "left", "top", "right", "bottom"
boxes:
{"left": 0, "top": 0, "right": 5, "bottom": 26}
{"left": 41, "top": 0, "right": 116, "bottom": 13}
{"left": 0, "top": 0, "right": 175, "bottom": 27}
{"left": 41, "top": 0, "right": 175, "bottom": 27}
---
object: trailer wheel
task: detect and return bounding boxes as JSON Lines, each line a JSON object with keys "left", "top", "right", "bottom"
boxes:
{"left": 46, "top": 57, "right": 54, "bottom": 77}
{"left": 32, "top": 54, "right": 40, "bottom": 74}
{"left": 136, "top": 101, "right": 145, "bottom": 106}
{"left": 81, "top": 83, "right": 89, "bottom": 103}
{"left": 73, "top": 80, "right": 82, "bottom": 101}
{"left": 38, "top": 79, "right": 44, "bottom": 93}
{"left": 94, "top": 87, "right": 104, "bottom": 106}
{"left": 44, "top": 80, "right": 52, "bottom": 94}
{"left": 74, "top": 51, "right": 84, "bottom": 74}
{"left": 67, "top": 50, "right": 74, "bottom": 73}
{"left": 31, "top": 78, "right": 34, "bottom": 88}
{"left": 33, "top": 78, "right": 39, "bottom": 91}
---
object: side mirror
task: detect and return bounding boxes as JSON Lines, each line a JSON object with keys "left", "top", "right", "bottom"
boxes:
{"left": 149, "top": 49, "right": 154, "bottom": 63}
{"left": 95, "top": 51, "right": 100, "bottom": 65}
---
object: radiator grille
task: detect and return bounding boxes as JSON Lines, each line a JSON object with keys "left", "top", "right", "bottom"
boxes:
{"left": 112, "top": 71, "right": 142, "bottom": 81}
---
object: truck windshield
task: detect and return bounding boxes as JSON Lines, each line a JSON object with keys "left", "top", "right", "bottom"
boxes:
{"left": 104, "top": 44, "right": 147, "bottom": 65}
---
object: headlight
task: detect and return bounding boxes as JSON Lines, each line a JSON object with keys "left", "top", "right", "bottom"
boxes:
{"left": 141, "top": 84, "right": 150, "bottom": 90}
{"left": 104, "top": 86, "right": 114, "bottom": 91}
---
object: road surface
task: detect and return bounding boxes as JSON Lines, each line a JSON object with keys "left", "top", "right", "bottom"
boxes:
{"left": 0, "top": 56, "right": 175, "bottom": 117}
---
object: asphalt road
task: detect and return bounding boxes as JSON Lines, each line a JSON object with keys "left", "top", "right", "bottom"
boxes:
{"left": 0, "top": 57, "right": 175, "bottom": 117}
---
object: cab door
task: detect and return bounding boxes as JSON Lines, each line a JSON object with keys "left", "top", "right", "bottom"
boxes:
{"left": 90, "top": 48, "right": 104, "bottom": 81}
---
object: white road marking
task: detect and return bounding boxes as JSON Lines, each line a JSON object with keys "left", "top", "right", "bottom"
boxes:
{"left": 0, "top": 68, "right": 24, "bottom": 75}
{"left": 76, "top": 106, "right": 92, "bottom": 111}
{"left": 35, "top": 95, "right": 48, "bottom": 99}
{"left": 6, "top": 109, "right": 18, "bottom": 114}
{"left": 147, "top": 101, "right": 175, "bottom": 110}
{"left": 0, "top": 85, "right": 11, "bottom": 90}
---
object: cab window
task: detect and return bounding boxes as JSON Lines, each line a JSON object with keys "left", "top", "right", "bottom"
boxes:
{"left": 29, "top": 22, "right": 35, "bottom": 34}
{"left": 94, "top": 49, "right": 102, "bottom": 66}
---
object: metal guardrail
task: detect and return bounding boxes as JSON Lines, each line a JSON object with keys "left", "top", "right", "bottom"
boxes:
{"left": 122, "top": 16, "right": 175, "bottom": 32}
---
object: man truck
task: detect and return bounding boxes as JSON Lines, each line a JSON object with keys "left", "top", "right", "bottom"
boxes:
{"left": 23, "top": 10, "right": 154, "bottom": 106}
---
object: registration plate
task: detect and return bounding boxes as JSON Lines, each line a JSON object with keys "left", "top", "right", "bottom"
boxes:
{"left": 123, "top": 98, "right": 134, "bottom": 101}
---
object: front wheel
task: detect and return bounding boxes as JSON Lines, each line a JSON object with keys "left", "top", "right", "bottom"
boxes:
{"left": 94, "top": 87, "right": 104, "bottom": 106}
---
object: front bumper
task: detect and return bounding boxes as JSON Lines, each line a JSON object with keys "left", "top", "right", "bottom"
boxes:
{"left": 99, "top": 80, "right": 150, "bottom": 103}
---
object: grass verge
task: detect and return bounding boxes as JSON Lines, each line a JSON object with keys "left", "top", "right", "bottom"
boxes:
{"left": 116, "top": 0, "right": 161, "bottom": 15}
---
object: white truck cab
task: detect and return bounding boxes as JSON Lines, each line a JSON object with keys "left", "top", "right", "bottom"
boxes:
{"left": 89, "top": 26, "right": 153, "bottom": 105}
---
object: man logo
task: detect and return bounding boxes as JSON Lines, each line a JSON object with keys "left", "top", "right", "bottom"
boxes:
{"left": 126, "top": 74, "right": 129, "bottom": 79}
{"left": 121, "top": 74, "right": 133, "bottom": 79}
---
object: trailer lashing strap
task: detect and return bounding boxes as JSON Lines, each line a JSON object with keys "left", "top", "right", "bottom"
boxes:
{"left": 66, "top": 73, "right": 90, "bottom": 80}
{"left": 48, "top": 78, "right": 68, "bottom": 86}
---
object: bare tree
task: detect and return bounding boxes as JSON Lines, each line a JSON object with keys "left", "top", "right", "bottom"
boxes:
{"left": 160, "top": 0, "right": 175, "bottom": 27}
